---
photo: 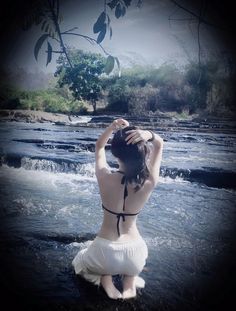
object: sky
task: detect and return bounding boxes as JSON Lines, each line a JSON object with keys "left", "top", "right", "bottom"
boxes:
{"left": 1, "top": 0, "right": 232, "bottom": 74}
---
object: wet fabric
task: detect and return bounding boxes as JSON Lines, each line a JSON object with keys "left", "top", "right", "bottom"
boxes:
{"left": 72, "top": 236, "right": 148, "bottom": 285}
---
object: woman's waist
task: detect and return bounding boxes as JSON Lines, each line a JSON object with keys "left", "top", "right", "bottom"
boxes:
{"left": 97, "top": 224, "right": 142, "bottom": 242}
{"left": 96, "top": 231, "right": 146, "bottom": 245}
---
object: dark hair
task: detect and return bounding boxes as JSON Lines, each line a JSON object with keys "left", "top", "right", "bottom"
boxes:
{"left": 111, "top": 126, "right": 150, "bottom": 191}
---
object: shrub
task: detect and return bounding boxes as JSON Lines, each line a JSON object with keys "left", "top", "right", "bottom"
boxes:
{"left": 128, "top": 85, "right": 158, "bottom": 115}
{"left": 206, "top": 77, "right": 236, "bottom": 115}
{"left": 107, "top": 80, "right": 131, "bottom": 113}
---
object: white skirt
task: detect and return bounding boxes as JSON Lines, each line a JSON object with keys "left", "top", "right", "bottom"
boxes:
{"left": 72, "top": 236, "right": 148, "bottom": 286}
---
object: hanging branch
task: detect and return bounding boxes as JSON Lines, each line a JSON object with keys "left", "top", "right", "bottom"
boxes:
{"left": 61, "top": 31, "right": 111, "bottom": 56}
{"left": 30, "top": 0, "right": 137, "bottom": 74}
{"left": 169, "top": 0, "right": 207, "bottom": 81}
{"left": 197, "top": 0, "right": 208, "bottom": 83}
{"left": 169, "top": 0, "right": 225, "bottom": 30}
{"left": 47, "top": 0, "right": 73, "bottom": 68}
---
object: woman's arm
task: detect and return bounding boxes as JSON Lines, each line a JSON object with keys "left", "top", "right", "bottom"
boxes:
{"left": 147, "top": 132, "right": 164, "bottom": 186}
{"left": 95, "top": 118, "right": 129, "bottom": 178}
{"left": 125, "top": 129, "right": 163, "bottom": 186}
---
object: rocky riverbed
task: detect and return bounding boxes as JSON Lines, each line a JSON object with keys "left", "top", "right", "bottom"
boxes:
{"left": 0, "top": 109, "right": 71, "bottom": 124}
{"left": 0, "top": 113, "right": 236, "bottom": 311}
{"left": 1, "top": 109, "right": 235, "bottom": 134}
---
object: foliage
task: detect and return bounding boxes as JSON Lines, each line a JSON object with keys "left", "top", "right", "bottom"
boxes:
{"left": 102, "top": 60, "right": 236, "bottom": 116}
{"left": 128, "top": 85, "right": 158, "bottom": 115}
{"left": 54, "top": 49, "right": 106, "bottom": 113}
{"left": 22, "top": 0, "right": 138, "bottom": 75}
{"left": 104, "top": 63, "right": 187, "bottom": 114}
{"left": 106, "top": 79, "right": 131, "bottom": 112}
{"left": 206, "top": 76, "right": 236, "bottom": 116}
{"left": 184, "top": 61, "right": 219, "bottom": 112}
{"left": 3, "top": 1, "right": 234, "bottom": 117}
{"left": 0, "top": 84, "right": 87, "bottom": 114}
{"left": 1, "top": 59, "right": 235, "bottom": 117}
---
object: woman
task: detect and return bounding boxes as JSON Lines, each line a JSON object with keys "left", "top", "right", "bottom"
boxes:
{"left": 72, "top": 118, "right": 163, "bottom": 299}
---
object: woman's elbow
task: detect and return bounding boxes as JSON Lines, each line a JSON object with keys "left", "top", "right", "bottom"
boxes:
{"left": 153, "top": 136, "right": 164, "bottom": 150}
{"left": 159, "top": 137, "right": 164, "bottom": 147}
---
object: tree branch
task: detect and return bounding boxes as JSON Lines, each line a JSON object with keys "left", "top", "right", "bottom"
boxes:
{"left": 168, "top": 17, "right": 197, "bottom": 22}
{"left": 197, "top": 0, "right": 205, "bottom": 83}
{"left": 47, "top": 0, "right": 73, "bottom": 68}
{"left": 61, "top": 32, "right": 111, "bottom": 56}
{"left": 56, "top": 0, "right": 59, "bottom": 20}
{"left": 46, "top": 50, "right": 63, "bottom": 54}
{"left": 169, "top": 0, "right": 228, "bottom": 31}
{"left": 63, "top": 27, "right": 79, "bottom": 33}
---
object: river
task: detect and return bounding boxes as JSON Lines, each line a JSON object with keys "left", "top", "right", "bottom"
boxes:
{"left": 0, "top": 116, "right": 236, "bottom": 311}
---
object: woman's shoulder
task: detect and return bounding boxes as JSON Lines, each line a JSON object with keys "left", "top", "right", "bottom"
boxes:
{"left": 96, "top": 168, "right": 120, "bottom": 183}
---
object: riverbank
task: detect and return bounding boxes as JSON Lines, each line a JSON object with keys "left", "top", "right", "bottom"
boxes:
{"left": 0, "top": 109, "right": 235, "bottom": 134}
{"left": 0, "top": 109, "right": 71, "bottom": 124}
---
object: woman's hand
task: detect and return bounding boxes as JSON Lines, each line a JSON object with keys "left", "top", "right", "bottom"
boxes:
{"left": 110, "top": 118, "right": 129, "bottom": 131}
{"left": 125, "top": 129, "right": 152, "bottom": 145}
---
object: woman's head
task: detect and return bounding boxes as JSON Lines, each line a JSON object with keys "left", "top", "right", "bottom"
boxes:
{"left": 111, "top": 126, "right": 150, "bottom": 191}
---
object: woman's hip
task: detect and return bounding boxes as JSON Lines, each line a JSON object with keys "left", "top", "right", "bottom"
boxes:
{"left": 86, "top": 236, "right": 148, "bottom": 275}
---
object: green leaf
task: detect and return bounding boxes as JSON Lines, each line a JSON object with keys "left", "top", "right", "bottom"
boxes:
{"left": 114, "top": 57, "right": 120, "bottom": 69}
{"left": 105, "top": 55, "right": 115, "bottom": 75}
{"left": 121, "top": 6, "right": 126, "bottom": 16}
{"left": 107, "top": 0, "right": 119, "bottom": 10}
{"left": 107, "top": 14, "right": 111, "bottom": 27}
{"left": 93, "top": 11, "right": 106, "bottom": 34}
{"left": 34, "top": 34, "right": 49, "bottom": 61}
{"left": 115, "top": 57, "right": 121, "bottom": 77}
{"left": 46, "top": 41, "right": 52, "bottom": 66}
{"left": 97, "top": 25, "right": 106, "bottom": 44}
{"left": 109, "top": 27, "right": 113, "bottom": 39}
{"left": 115, "top": 3, "right": 122, "bottom": 18}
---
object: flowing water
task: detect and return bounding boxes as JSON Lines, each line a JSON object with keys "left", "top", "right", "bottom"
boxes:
{"left": 0, "top": 118, "right": 236, "bottom": 311}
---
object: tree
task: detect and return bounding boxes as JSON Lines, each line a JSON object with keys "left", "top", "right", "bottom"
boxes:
{"left": 184, "top": 61, "right": 218, "bottom": 112}
{"left": 54, "top": 49, "right": 106, "bottom": 113}
{"left": 20, "top": 0, "right": 143, "bottom": 75}
{"left": 106, "top": 77, "right": 131, "bottom": 113}
{"left": 169, "top": 0, "right": 236, "bottom": 78}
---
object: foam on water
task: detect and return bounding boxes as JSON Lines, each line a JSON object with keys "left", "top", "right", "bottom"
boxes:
{"left": 0, "top": 161, "right": 96, "bottom": 181}
{"left": 159, "top": 176, "right": 189, "bottom": 184}
{"left": 69, "top": 116, "right": 92, "bottom": 124}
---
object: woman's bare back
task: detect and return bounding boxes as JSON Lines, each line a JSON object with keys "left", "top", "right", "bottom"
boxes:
{"left": 97, "top": 171, "right": 154, "bottom": 241}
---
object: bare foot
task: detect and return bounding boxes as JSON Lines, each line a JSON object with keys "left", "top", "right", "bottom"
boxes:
{"left": 135, "top": 276, "right": 145, "bottom": 288}
{"left": 122, "top": 275, "right": 136, "bottom": 299}
{"left": 101, "top": 275, "right": 122, "bottom": 300}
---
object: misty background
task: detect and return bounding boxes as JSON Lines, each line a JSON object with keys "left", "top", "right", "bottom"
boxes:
{"left": 0, "top": 0, "right": 235, "bottom": 91}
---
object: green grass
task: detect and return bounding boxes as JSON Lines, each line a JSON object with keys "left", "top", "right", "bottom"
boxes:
{"left": 0, "top": 85, "right": 88, "bottom": 114}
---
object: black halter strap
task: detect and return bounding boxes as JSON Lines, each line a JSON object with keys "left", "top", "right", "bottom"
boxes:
{"left": 117, "top": 170, "right": 128, "bottom": 211}
{"left": 102, "top": 170, "right": 139, "bottom": 236}
{"left": 102, "top": 204, "right": 138, "bottom": 236}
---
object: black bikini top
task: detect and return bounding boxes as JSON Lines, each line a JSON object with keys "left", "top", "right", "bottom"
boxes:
{"left": 102, "top": 170, "right": 140, "bottom": 236}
